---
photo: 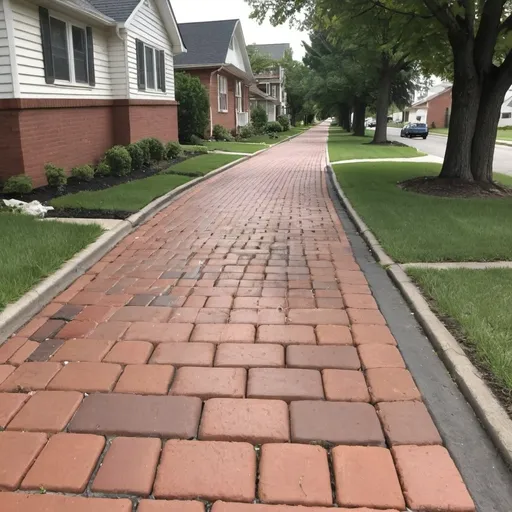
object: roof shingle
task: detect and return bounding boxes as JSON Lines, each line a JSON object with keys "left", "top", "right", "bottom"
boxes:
{"left": 248, "top": 43, "right": 290, "bottom": 61}
{"left": 87, "top": 0, "right": 141, "bottom": 22}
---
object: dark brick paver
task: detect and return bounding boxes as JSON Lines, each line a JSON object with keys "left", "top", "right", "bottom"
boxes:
{"left": 0, "top": 125, "right": 475, "bottom": 511}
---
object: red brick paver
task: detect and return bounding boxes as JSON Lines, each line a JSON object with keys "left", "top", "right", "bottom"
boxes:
{"left": 0, "top": 124, "right": 474, "bottom": 510}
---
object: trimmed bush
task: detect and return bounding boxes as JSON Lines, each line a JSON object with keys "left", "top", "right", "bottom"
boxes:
{"left": 104, "top": 146, "right": 132, "bottom": 177}
{"left": 70, "top": 165, "right": 95, "bottom": 182}
{"left": 127, "top": 143, "right": 145, "bottom": 172}
{"left": 166, "top": 141, "right": 183, "bottom": 160}
{"left": 142, "top": 137, "right": 166, "bottom": 161}
{"left": 44, "top": 164, "right": 67, "bottom": 188}
{"left": 190, "top": 134, "right": 205, "bottom": 146}
{"left": 251, "top": 105, "right": 268, "bottom": 134}
{"left": 239, "top": 124, "right": 254, "bottom": 139}
{"left": 3, "top": 175, "right": 33, "bottom": 194}
{"left": 182, "top": 145, "right": 208, "bottom": 154}
{"left": 175, "top": 72, "right": 210, "bottom": 143}
{"left": 95, "top": 160, "right": 111, "bottom": 177}
{"left": 136, "top": 139, "right": 151, "bottom": 166}
{"left": 212, "top": 124, "right": 234, "bottom": 141}
{"left": 277, "top": 115, "right": 290, "bottom": 131}
{"left": 266, "top": 121, "right": 283, "bottom": 133}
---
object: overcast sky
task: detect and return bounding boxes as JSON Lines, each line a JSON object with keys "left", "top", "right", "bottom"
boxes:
{"left": 172, "top": 0, "right": 309, "bottom": 60}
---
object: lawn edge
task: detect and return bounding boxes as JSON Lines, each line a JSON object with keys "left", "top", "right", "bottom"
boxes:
{"left": 326, "top": 160, "right": 512, "bottom": 469}
{"left": 0, "top": 130, "right": 308, "bottom": 343}
{"left": 430, "top": 130, "right": 512, "bottom": 147}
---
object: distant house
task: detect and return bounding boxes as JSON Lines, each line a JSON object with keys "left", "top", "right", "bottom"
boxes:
{"left": 174, "top": 19, "right": 253, "bottom": 135}
{"left": 0, "top": 0, "right": 186, "bottom": 187}
{"left": 249, "top": 83, "right": 279, "bottom": 120}
{"left": 247, "top": 43, "right": 289, "bottom": 121}
{"left": 499, "top": 88, "right": 512, "bottom": 127}
{"left": 404, "top": 83, "right": 452, "bottom": 128}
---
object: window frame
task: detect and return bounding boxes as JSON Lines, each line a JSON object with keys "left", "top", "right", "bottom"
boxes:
{"left": 49, "top": 13, "right": 90, "bottom": 86}
{"left": 139, "top": 41, "right": 165, "bottom": 93}
{"left": 501, "top": 112, "right": 512, "bottom": 119}
{"left": 218, "top": 74, "right": 228, "bottom": 113}
{"left": 235, "top": 80, "right": 243, "bottom": 113}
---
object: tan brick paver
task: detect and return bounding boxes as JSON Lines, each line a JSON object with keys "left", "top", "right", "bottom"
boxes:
{"left": 0, "top": 125, "right": 474, "bottom": 510}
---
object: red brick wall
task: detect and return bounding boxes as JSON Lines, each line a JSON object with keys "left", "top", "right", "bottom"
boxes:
{"left": 125, "top": 104, "right": 178, "bottom": 144}
{"left": 427, "top": 89, "right": 452, "bottom": 129}
{"left": 0, "top": 110, "right": 24, "bottom": 182}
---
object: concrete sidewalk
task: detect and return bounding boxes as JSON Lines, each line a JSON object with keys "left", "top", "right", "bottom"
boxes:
{"left": 0, "top": 124, "right": 476, "bottom": 511}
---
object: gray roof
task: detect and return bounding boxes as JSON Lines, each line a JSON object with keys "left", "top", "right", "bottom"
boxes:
{"left": 248, "top": 43, "right": 290, "bottom": 60}
{"left": 87, "top": 0, "right": 140, "bottom": 22}
{"left": 174, "top": 19, "right": 238, "bottom": 67}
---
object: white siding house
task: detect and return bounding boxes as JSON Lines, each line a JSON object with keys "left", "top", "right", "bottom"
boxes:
{"left": 499, "top": 88, "right": 512, "bottom": 127}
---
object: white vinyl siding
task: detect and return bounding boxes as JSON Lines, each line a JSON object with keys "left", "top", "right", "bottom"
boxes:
{"left": 10, "top": 0, "right": 112, "bottom": 98}
{"left": 0, "top": 1, "right": 13, "bottom": 98}
{"left": 126, "top": 0, "right": 174, "bottom": 99}
{"left": 108, "top": 33, "right": 127, "bottom": 98}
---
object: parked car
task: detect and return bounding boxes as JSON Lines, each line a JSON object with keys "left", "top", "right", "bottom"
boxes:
{"left": 365, "top": 118, "right": 377, "bottom": 127}
{"left": 401, "top": 122, "right": 429, "bottom": 139}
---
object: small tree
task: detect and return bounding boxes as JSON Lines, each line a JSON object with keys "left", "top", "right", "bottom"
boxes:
{"left": 251, "top": 105, "right": 268, "bottom": 133}
{"left": 175, "top": 72, "right": 210, "bottom": 143}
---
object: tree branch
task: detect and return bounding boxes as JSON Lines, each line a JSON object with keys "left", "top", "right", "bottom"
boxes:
{"left": 367, "top": 0, "right": 433, "bottom": 19}
{"left": 475, "top": 0, "right": 507, "bottom": 74}
{"left": 421, "top": 0, "right": 461, "bottom": 33}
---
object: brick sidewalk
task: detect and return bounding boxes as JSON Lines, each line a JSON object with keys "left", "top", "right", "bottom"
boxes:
{"left": 0, "top": 124, "right": 475, "bottom": 511}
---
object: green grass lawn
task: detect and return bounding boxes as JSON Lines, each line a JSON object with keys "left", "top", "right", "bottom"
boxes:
{"left": 431, "top": 127, "right": 512, "bottom": 141}
{"left": 334, "top": 161, "right": 512, "bottom": 262}
{"left": 0, "top": 213, "right": 102, "bottom": 311}
{"left": 205, "top": 141, "right": 267, "bottom": 154}
{"left": 167, "top": 153, "right": 243, "bottom": 176}
{"left": 51, "top": 174, "right": 192, "bottom": 212}
{"left": 244, "top": 126, "right": 308, "bottom": 144}
{"left": 329, "top": 126, "right": 424, "bottom": 161}
{"left": 408, "top": 267, "right": 512, "bottom": 394}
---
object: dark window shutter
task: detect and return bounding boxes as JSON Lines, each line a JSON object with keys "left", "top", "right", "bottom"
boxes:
{"left": 136, "top": 39, "right": 145, "bottom": 90}
{"left": 159, "top": 50, "right": 166, "bottom": 92}
{"left": 86, "top": 27, "right": 95, "bottom": 86}
{"left": 39, "top": 7, "right": 54, "bottom": 84}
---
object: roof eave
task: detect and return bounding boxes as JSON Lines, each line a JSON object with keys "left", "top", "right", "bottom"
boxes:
{"left": 46, "top": 0, "right": 117, "bottom": 25}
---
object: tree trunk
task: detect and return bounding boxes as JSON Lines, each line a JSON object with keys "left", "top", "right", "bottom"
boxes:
{"left": 352, "top": 99, "right": 366, "bottom": 136}
{"left": 338, "top": 103, "right": 351, "bottom": 131}
{"left": 372, "top": 72, "right": 392, "bottom": 144}
{"left": 471, "top": 78, "right": 510, "bottom": 182}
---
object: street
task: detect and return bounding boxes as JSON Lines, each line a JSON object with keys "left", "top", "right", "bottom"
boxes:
{"left": 386, "top": 127, "right": 512, "bottom": 176}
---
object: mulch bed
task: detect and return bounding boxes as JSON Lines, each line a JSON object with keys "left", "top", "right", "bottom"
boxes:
{"left": 399, "top": 176, "right": 512, "bottom": 198}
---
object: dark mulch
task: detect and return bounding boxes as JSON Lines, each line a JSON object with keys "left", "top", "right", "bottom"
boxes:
{"left": 399, "top": 176, "right": 512, "bottom": 198}
{"left": 47, "top": 208, "right": 133, "bottom": 220}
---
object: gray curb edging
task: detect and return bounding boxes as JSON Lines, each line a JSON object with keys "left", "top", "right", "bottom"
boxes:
{"left": 0, "top": 129, "right": 309, "bottom": 343}
{"left": 326, "top": 162, "right": 512, "bottom": 469}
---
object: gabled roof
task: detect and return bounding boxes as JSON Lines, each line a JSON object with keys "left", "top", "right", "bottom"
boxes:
{"left": 411, "top": 84, "right": 452, "bottom": 108}
{"left": 248, "top": 43, "right": 290, "bottom": 60}
{"left": 87, "top": 0, "right": 140, "bottom": 22}
{"left": 174, "top": 19, "right": 238, "bottom": 67}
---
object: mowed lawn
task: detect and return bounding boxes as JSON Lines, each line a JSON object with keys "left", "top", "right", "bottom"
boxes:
{"left": 408, "top": 267, "right": 512, "bottom": 393}
{"left": 0, "top": 213, "right": 102, "bottom": 310}
{"left": 431, "top": 127, "right": 512, "bottom": 141}
{"left": 245, "top": 126, "right": 308, "bottom": 144}
{"left": 334, "top": 161, "right": 512, "bottom": 262}
{"left": 168, "top": 153, "right": 242, "bottom": 175}
{"left": 328, "top": 126, "right": 424, "bottom": 161}
{"left": 205, "top": 141, "right": 267, "bottom": 154}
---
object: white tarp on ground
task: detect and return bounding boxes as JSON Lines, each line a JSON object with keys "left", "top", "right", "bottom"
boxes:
{"left": 3, "top": 199, "right": 54, "bottom": 217}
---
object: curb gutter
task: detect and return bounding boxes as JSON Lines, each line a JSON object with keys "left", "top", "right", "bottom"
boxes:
{"left": 0, "top": 129, "right": 308, "bottom": 343}
{"left": 327, "top": 162, "right": 512, "bottom": 469}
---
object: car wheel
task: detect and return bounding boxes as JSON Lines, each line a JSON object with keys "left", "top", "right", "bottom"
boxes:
{"left": 423, "top": 135, "right": 427, "bottom": 139}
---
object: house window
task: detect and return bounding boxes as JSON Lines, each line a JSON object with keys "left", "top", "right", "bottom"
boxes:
{"left": 502, "top": 112, "right": 512, "bottom": 119}
{"left": 258, "top": 82, "right": 270, "bottom": 95}
{"left": 39, "top": 7, "right": 95, "bottom": 86}
{"left": 271, "top": 84, "right": 278, "bottom": 98}
{"left": 136, "top": 39, "right": 166, "bottom": 92}
{"left": 236, "top": 81, "right": 243, "bottom": 112}
{"left": 218, "top": 74, "right": 228, "bottom": 112}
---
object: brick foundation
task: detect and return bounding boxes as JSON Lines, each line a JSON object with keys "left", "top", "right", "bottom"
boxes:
{"left": 0, "top": 99, "right": 179, "bottom": 187}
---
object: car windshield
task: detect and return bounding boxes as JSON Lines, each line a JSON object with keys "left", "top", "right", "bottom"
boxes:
{"left": 411, "top": 123, "right": 427, "bottom": 128}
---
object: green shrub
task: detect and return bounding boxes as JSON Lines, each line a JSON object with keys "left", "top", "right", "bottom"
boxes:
{"left": 3, "top": 175, "right": 33, "bottom": 194}
{"left": 95, "top": 160, "right": 111, "bottom": 177}
{"left": 268, "top": 132, "right": 279, "bottom": 139}
{"left": 142, "top": 137, "right": 166, "bottom": 161}
{"left": 175, "top": 72, "right": 210, "bottom": 143}
{"left": 212, "top": 124, "right": 234, "bottom": 141}
{"left": 239, "top": 124, "right": 254, "bottom": 139}
{"left": 266, "top": 121, "right": 283, "bottom": 133}
{"left": 166, "top": 141, "right": 183, "bottom": 160}
{"left": 277, "top": 115, "right": 290, "bottom": 131}
{"left": 136, "top": 139, "right": 151, "bottom": 166}
{"left": 190, "top": 134, "right": 205, "bottom": 146}
{"left": 44, "top": 164, "right": 67, "bottom": 188}
{"left": 70, "top": 165, "right": 95, "bottom": 182}
{"left": 104, "top": 146, "right": 132, "bottom": 176}
{"left": 251, "top": 105, "right": 268, "bottom": 134}
{"left": 127, "top": 143, "right": 145, "bottom": 172}
{"left": 182, "top": 145, "right": 208, "bottom": 154}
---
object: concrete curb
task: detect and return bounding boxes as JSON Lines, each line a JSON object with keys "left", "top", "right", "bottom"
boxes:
{"left": 0, "top": 220, "right": 131, "bottom": 342}
{"left": 0, "top": 130, "right": 309, "bottom": 343}
{"left": 326, "top": 162, "right": 512, "bottom": 468}
{"left": 429, "top": 131, "right": 512, "bottom": 148}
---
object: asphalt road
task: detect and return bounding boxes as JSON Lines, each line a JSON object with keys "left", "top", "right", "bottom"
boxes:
{"left": 386, "top": 127, "right": 512, "bottom": 176}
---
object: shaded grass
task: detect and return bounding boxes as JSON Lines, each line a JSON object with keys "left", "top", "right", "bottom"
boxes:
{"left": 0, "top": 213, "right": 102, "bottom": 310}
{"left": 408, "top": 267, "right": 512, "bottom": 396}
{"left": 333, "top": 161, "right": 512, "bottom": 262}
{"left": 166, "top": 153, "right": 243, "bottom": 176}
{"left": 328, "top": 126, "right": 424, "bottom": 161}
{"left": 205, "top": 141, "right": 267, "bottom": 154}
{"left": 50, "top": 174, "right": 192, "bottom": 211}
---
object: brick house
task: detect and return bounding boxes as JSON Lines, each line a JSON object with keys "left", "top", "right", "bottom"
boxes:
{"left": 405, "top": 83, "right": 452, "bottom": 129}
{"left": 0, "top": 0, "right": 186, "bottom": 187}
{"left": 174, "top": 19, "right": 253, "bottom": 135}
